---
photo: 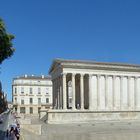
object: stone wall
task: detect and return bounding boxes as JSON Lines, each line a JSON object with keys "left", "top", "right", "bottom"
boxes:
{"left": 47, "top": 110, "right": 140, "bottom": 124}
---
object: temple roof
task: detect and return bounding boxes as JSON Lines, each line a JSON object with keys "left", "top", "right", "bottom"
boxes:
{"left": 49, "top": 58, "right": 140, "bottom": 74}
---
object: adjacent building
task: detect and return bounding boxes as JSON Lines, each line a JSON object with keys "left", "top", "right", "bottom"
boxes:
{"left": 0, "top": 81, "right": 8, "bottom": 113}
{"left": 12, "top": 75, "right": 52, "bottom": 115}
{"left": 8, "top": 101, "right": 13, "bottom": 109}
{"left": 47, "top": 58, "right": 140, "bottom": 123}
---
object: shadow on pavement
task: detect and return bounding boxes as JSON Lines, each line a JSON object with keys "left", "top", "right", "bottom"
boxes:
{"left": 0, "top": 130, "right": 6, "bottom": 140}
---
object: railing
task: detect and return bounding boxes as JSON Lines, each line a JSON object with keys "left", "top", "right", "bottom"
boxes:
{"left": 13, "top": 82, "right": 52, "bottom": 86}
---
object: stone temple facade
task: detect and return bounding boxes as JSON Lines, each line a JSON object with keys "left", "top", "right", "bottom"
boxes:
{"left": 46, "top": 59, "right": 140, "bottom": 123}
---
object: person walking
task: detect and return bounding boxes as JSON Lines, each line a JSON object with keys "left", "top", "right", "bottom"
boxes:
{"left": 15, "top": 124, "right": 20, "bottom": 140}
{"left": 9, "top": 127, "right": 17, "bottom": 140}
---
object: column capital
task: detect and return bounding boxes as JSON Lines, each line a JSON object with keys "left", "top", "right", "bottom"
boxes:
{"left": 80, "top": 73, "right": 85, "bottom": 77}
{"left": 131, "top": 76, "right": 135, "bottom": 79}
{"left": 120, "top": 75, "right": 124, "bottom": 79}
{"left": 135, "top": 76, "right": 139, "bottom": 79}
{"left": 104, "top": 75, "right": 108, "bottom": 79}
{"left": 124, "top": 76, "right": 129, "bottom": 78}
{"left": 113, "top": 75, "right": 116, "bottom": 79}
{"left": 62, "top": 73, "right": 67, "bottom": 77}
{"left": 128, "top": 76, "right": 131, "bottom": 80}
{"left": 97, "top": 74, "right": 101, "bottom": 78}
{"left": 72, "top": 73, "right": 76, "bottom": 77}
{"left": 89, "top": 74, "right": 93, "bottom": 78}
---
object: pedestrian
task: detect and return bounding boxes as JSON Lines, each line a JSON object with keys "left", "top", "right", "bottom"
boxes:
{"left": 9, "top": 126, "right": 16, "bottom": 140}
{"left": 6, "top": 129, "right": 9, "bottom": 138}
{"left": 15, "top": 124, "right": 20, "bottom": 140}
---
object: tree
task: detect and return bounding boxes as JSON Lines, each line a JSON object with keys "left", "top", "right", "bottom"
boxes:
{"left": 0, "top": 18, "right": 15, "bottom": 64}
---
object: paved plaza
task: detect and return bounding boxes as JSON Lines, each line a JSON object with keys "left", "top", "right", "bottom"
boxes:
{"left": 0, "top": 111, "right": 18, "bottom": 140}
{"left": 21, "top": 120, "right": 140, "bottom": 140}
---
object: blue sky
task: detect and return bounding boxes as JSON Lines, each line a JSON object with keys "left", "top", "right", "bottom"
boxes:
{"left": 1, "top": 0, "right": 140, "bottom": 101}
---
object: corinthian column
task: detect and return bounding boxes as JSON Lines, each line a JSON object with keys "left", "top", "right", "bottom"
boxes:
{"left": 97, "top": 75, "right": 100, "bottom": 108}
{"left": 89, "top": 74, "right": 93, "bottom": 110}
{"left": 52, "top": 80, "right": 55, "bottom": 109}
{"left": 127, "top": 76, "right": 131, "bottom": 108}
{"left": 120, "top": 76, "right": 123, "bottom": 110}
{"left": 135, "top": 77, "right": 138, "bottom": 108}
{"left": 105, "top": 75, "right": 108, "bottom": 108}
{"left": 80, "top": 74, "right": 84, "bottom": 110}
{"left": 72, "top": 73, "right": 76, "bottom": 110}
{"left": 62, "top": 73, "right": 67, "bottom": 110}
{"left": 113, "top": 75, "right": 116, "bottom": 108}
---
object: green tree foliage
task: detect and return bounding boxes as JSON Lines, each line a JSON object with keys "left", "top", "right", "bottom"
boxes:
{"left": 0, "top": 18, "right": 15, "bottom": 64}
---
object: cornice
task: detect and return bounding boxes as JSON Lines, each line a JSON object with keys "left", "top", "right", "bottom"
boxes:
{"left": 49, "top": 58, "right": 140, "bottom": 73}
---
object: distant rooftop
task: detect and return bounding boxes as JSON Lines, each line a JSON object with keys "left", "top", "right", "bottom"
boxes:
{"left": 13, "top": 75, "right": 51, "bottom": 80}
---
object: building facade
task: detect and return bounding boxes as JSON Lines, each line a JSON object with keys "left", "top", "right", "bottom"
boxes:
{"left": 12, "top": 75, "right": 52, "bottom": 115}
{"left": 0, "top": 81, "right": 8, "bottom": 113}
{"left": 8, "top": 101, "right": 13, "bottom": 109}
{"left": 47, "top": 59, "right": 140, "bottom": 123}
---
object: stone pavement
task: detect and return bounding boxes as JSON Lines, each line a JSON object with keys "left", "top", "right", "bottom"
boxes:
{"left": 0, "top": 110, "right": 20, "bottom": 140}
{"left": 21, "top": 120, "right": 140, "bottom": 140}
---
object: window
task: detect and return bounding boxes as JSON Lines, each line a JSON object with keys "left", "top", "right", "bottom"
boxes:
{"left": 21, "top": 87, "right": 24, "bottom": 94}
{"left": 30, "top": 107, "right": 33, "bottom": 114}
{"left": 38, "top": 107, "right": 41, "bottom": 113}
{"left": 21, "top": 99, "right": 24, "bottom": 105}
{"left": 15, "top": 97, "right": 17, "bottom": 104}
{"left": 46, "top": 88, "right": 49, "bottom": 94}
{"left": 38, "top": 88, "right": 41, "bottom": 94}
{"left": 38, "top": 98, "right": 41, "bottom": 104}
{"left": 20, "top": 107, "right": 25, "bottom": 114}
{"left": 15, "top": 88, "right": 17, "bottom": 94}
{"left": 30, "top": 98, "right": 33, "bottom": 104}
{"left": 30, "top": 88, "right": 32, "bottom": 94}
{"left": 46, "top": 98, "right": 49, "bottom": 103}
{"left": 15, "top": 107, "right": 17, "bottom": 112}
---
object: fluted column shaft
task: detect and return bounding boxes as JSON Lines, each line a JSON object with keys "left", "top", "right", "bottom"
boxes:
{"left": 54, "top": 79, "right": 56, "bottom": 108}
{"left": 135, "top": 77, "right": 138, "bottom": 108}
{"left": 72, "top": 73, "right": 76, "bottom": 110}
{"left": 127, "top": 77, "right": 131, "bottom": 108}
{"left": 60, "top": 77, "right": 63, "bottom": 109}
{"left": 57, "top": 78, "right": 60, "bottom": 109}
{"left": 52, "top": 80, "right": 55, "bottom": 109}
{"left": 120, "top": 76, "right": 123, "bottom": 109}
{"left": 89, "top": 74, "right": 93, "bottom": 110}
{"left": 113, "top": 75, "right": 116, "bottom": 108}
{"left": 80, "top": 74, "right": 84, "bottom": 109}
{"left": 105, "top": 75, "right": 108, "bottom": 108}
{"left": 97, "top": 75, "right": 100, "bottom": 108}
{"left": 62, "top": 73, "right": 67, "bottom": 110}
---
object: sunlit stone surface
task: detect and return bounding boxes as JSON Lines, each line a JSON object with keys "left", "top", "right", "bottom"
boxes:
{"left": 47, "top": 59, "right": 140, "bottom": 123}
{"left": 22, "top": 121, "right": 140, "bottom": 140}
